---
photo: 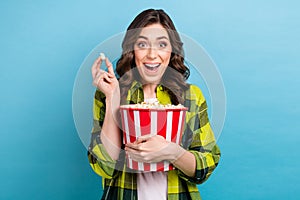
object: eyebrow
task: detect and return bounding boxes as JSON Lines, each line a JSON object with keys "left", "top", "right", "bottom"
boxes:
{"left": 137, "top": 35, "right": 169, "bottom": 40}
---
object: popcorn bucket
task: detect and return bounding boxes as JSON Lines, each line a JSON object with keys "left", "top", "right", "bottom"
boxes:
{"left": 119, "top": 105, "right": 187, "bottom": 172}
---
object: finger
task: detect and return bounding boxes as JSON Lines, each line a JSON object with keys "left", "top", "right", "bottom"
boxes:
{"left": 135, "top": 134, "right": 153, "bottom": 144}
{"left": 93, "top": 75, "right": 102, "bottom": 87}
{"left": 103, "top": 73, "right": 112, "bottom": 83}
{"left": 107, "top": 73, "right": 114, "bottom": 78}
{"left": 105, "top": 58, "right": 115, "bottom": 76}
{"left": 126, "top": 143, "right": 142, "bottom": 151}
{"left": 93, "top": 77, "right": 99, "bottom": 87}
{"left": 91, "top": 57, "right": 102, "bottom": 79}
{"left": 94, "top": 69, "right": 105, "bottom": 80}
{"left": 125, "top": 148, "right": 145, "bottom": 162}
{"left": 93, "top": 71, "right": 110, "bottom": 86}
{"left": 125, "top": 143, "right": 138, "bottom": 149}
{"left": 125, "top": 146, "right": 139, "bottom": 156}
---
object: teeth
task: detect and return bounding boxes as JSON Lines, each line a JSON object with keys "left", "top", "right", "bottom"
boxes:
{"left": 145, "top": 63, "right": 160, "bottom": 68}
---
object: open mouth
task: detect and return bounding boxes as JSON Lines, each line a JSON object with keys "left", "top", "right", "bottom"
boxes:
{"left": 144, "top": 63, "right": 160, "bottom": 71}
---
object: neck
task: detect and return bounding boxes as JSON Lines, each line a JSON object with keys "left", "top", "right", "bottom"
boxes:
{"left": 143, "top": 84, "right": 157, "bottom": 99}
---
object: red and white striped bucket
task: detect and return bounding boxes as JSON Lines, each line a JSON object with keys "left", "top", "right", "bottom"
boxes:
{"left": 119, "top": 106, "right": 187, "bottom": 171}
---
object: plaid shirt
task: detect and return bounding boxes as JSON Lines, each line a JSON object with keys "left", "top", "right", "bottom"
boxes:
{"left": 88, "top": 81, "right": 221, "bottom": 200}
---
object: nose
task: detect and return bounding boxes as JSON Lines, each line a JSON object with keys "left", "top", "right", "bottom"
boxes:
{"left": 146, "top": 46, "right": 158, "bottom": 59}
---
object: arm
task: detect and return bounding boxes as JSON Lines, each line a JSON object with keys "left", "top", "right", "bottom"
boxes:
{"left": 92, "top": 56, "right": 121, "bottom": 160}
{"left": 100, "top": 89, "right": 121, "bottom": 161}
{"left": 177, "top": 121, "right": 221, "bottom": 184}
{"left": 87, "top": 91, "right": 116, "bottom": 178}
{"left": 88, "top": 57, "right": 122, "bottom": 178}
{"left": 177, "top": 85, "right": 221, "bottom": 184}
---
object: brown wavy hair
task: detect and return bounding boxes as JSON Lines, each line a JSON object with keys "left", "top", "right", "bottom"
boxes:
{"left": 116, "top": 9, "right": 190, "bottom": 105}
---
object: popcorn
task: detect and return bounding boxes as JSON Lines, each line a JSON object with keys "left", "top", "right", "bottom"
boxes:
{"left": 121, "top": 101, "right": 185, "bottom": 109}
{"left": 99, "top": 52, "right": 106, "bottom": 60}
{"left": 119, "top": 102, "right": 187, "bottom": 172}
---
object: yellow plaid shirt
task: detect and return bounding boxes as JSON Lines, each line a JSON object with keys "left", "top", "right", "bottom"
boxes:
{"left": 88, "top": 81, "right": 221, "bottom": 200}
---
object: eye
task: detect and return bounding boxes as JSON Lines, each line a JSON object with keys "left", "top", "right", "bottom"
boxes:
{"left": 158, "top": 41, "right": 168, "bottom": 48}
{"left": 136, "top": 41, "right": 148, "bottom": 49}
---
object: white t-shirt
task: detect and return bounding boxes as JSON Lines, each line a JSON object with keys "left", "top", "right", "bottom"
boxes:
{"left": 137, "top": 172, "right": 167, "bottom": 200}
{"left": 137, "top": 98, "right": 167, "bottom": 200}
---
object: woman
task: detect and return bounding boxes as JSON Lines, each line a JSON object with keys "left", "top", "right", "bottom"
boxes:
{"left": 88, "top": 9, "right": 220, "bottom": 200}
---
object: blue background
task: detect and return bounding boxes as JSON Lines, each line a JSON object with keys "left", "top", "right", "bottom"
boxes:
{"left": 1, "top": 0, "right": 299, "bottom": 199}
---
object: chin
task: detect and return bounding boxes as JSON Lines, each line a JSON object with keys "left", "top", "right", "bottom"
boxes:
{"left": 140, "top": 76, "right": 161, "bottom": 84}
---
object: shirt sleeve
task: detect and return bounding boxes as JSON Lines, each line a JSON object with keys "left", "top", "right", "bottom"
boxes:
{"left": 87, "top": 90, "right": 120, "bottom": 179}
{"left": 178, "top": 85, "right": 221, "bottom": 184}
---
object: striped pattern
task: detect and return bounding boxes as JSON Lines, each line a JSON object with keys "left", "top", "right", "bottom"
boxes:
{"left": 120, "top": 108, "right": 186, "bottom": 171}
{"left": 88, "top": 81, "right": 221, "bottom": 200}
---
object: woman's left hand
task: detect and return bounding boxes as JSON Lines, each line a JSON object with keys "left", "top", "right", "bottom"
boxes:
{"left": 125, "top": 134, "right": 173, "bottom": 163}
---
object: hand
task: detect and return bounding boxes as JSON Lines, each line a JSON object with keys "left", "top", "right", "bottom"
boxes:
{"left": 91, "top": 56, "right": 119, "bottom": 100}
{"left": 125, "top": 134, "right": 183, "bottom": 163}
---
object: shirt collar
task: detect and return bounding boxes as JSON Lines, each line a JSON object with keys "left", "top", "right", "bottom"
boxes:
{"left": 126, "top": 81, "right": 171, "bottom": 105}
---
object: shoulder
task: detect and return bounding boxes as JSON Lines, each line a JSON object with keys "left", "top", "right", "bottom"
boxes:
{"left": 184, "top": 84, "right": 208, "bottom": 112}
{"left": 185, "top": 84, "right": 206, "bottom": 104}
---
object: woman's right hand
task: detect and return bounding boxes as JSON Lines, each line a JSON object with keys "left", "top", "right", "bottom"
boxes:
{"left": 91, "top": 56, "right": 122, "bottom": 161}
{"left": 91, "top": 56, "right": 119, "bottom": 100}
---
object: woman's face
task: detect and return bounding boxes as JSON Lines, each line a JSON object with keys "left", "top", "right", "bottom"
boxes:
{"left": 134, "top": 23, "right": 172, "bottom": 84}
